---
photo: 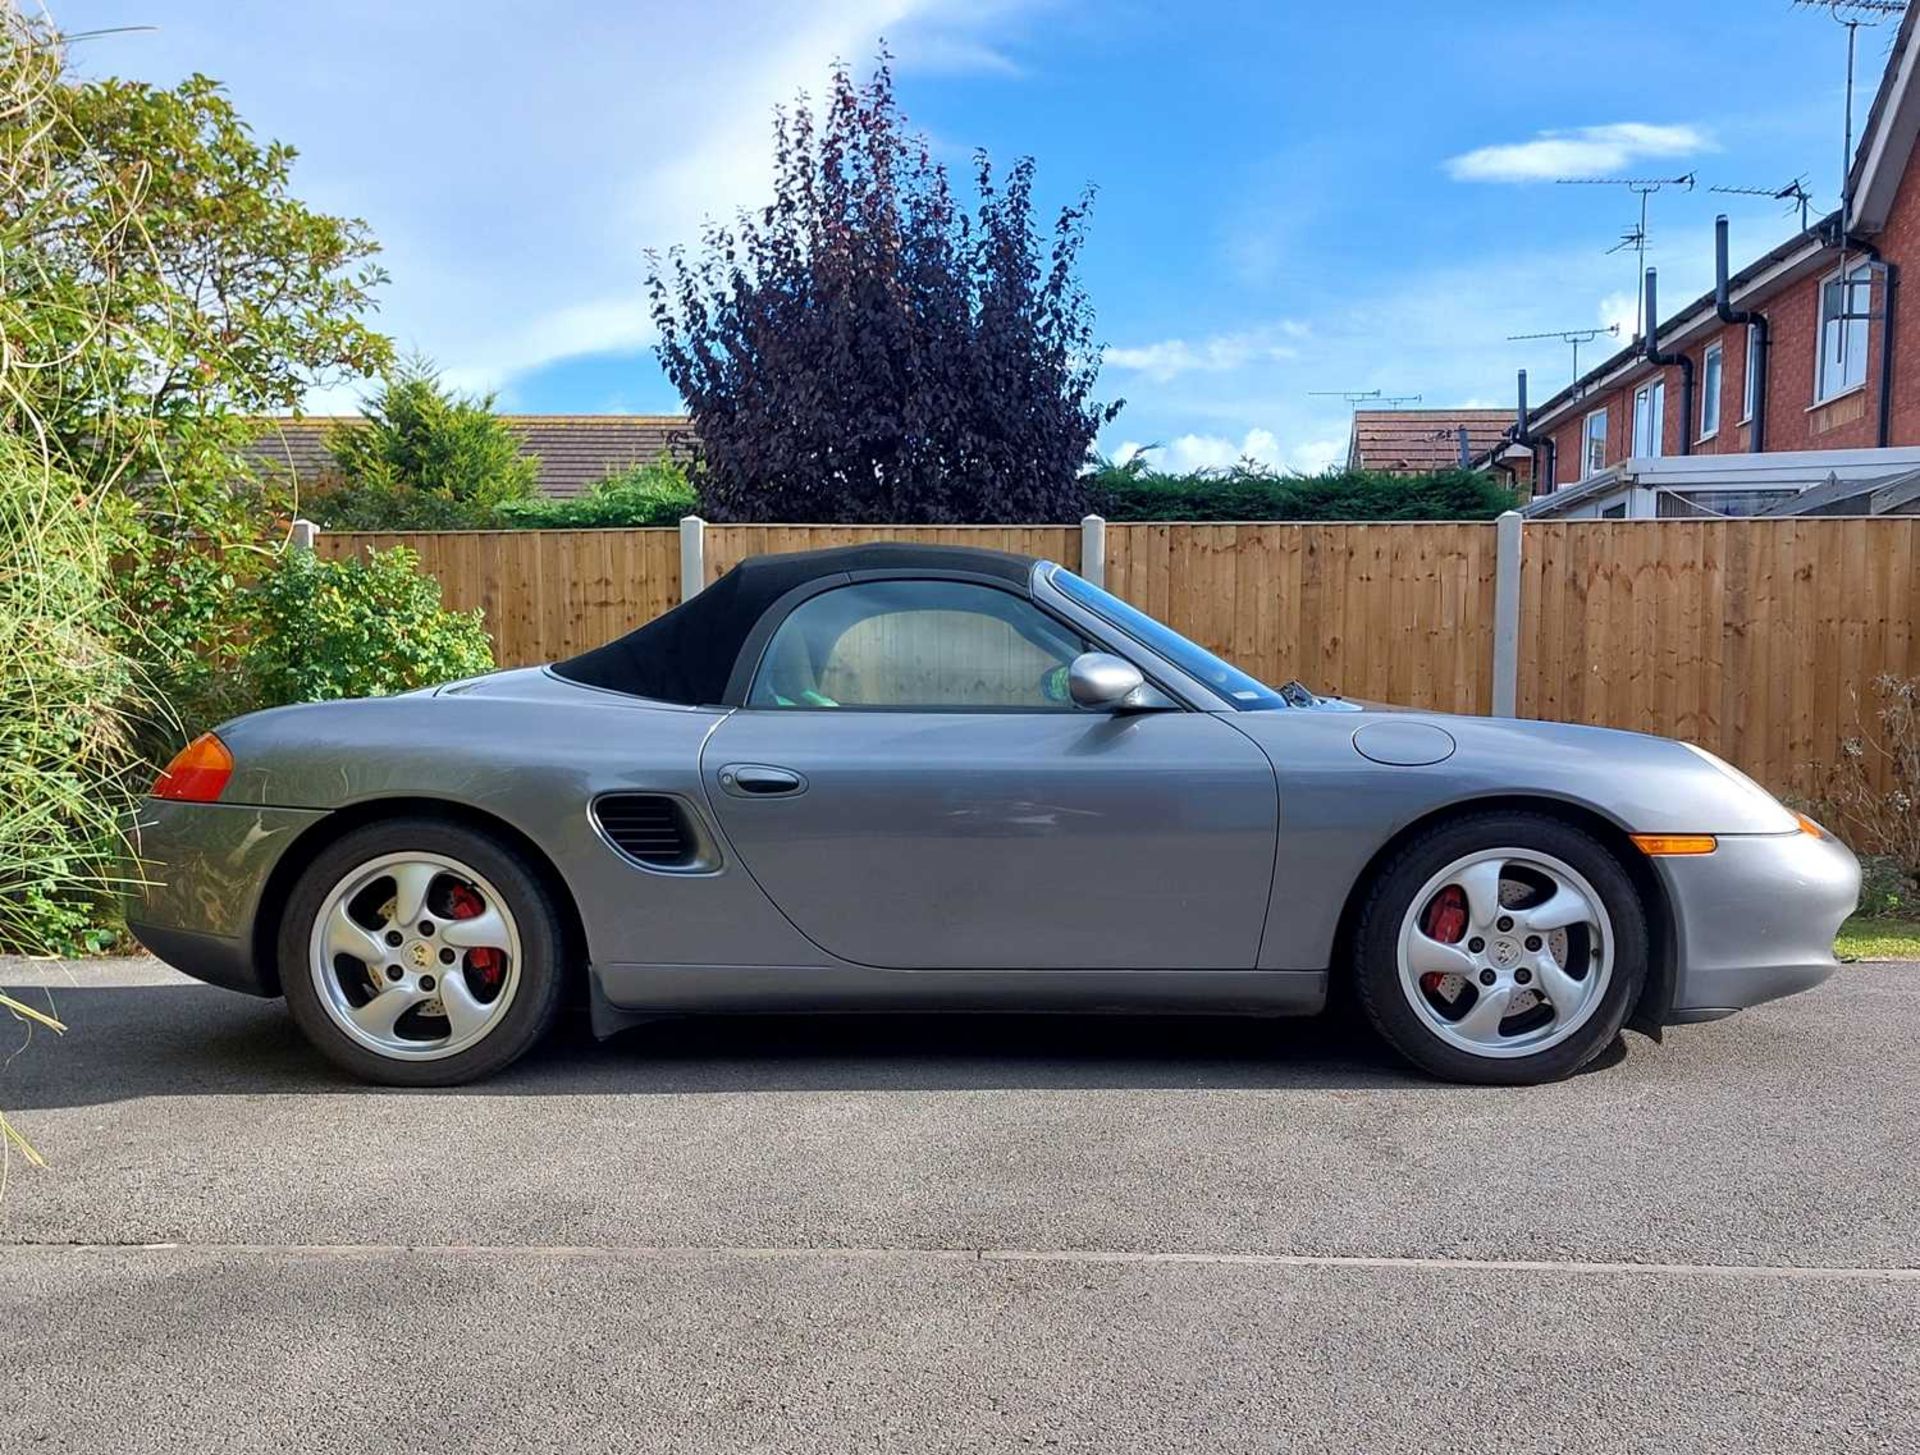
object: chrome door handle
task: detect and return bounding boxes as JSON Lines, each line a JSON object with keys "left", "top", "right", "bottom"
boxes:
{"left": 718, "top": 763, "right": 807, "bottom": 798}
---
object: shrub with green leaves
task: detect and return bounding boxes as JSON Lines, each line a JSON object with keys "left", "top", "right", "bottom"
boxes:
{"left": 245, "top": 546, "right": 494, "bottom": 704}
{"left": 0, "top": 436, "right": 144, "bottom": 955}
{"left": 308, "top": 362, "right": 538, "bottom": 530}
{"left": 494, "top": 461, "right": 698, "bottom": 528}
{"left": 1087, "top": 460, "right": 1522, "bottom": 522}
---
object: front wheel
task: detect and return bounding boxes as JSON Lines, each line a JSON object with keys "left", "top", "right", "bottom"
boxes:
{"left": 278, "top": 818, "right": 568, "bottom": 1086}
{"left": 1351, "top": 812, "right": 1647, "bottom": 1085}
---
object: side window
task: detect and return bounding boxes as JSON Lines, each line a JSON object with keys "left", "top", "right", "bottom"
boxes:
{"left": 1700, "top": 342, "right": 1723, "bottom": 438}
{"left": 1817, "top": 260, "right": 1872, "bottom": 402}
{"left": 747, "top": 579, "right": 1092, "bottom": 710}
{"left": 1582, "top": 408, "right": 1607, "bottom": 478}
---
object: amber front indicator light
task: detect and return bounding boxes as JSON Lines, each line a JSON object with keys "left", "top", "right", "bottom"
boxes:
{"left": 1794, "top": 812, "right": 1826, "bottom": 839}
{"left": 1629, "top": 833, "right": 1718, "bottom": 857}
{"left": 152, "top": 732, "right": 233, "bottom": 803}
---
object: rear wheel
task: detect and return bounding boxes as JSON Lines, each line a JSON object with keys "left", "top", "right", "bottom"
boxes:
{"left": 278, "top": 818, "right": 567, "bottom": 1086}
{"left": 1351, "top": 811, "right": 1646, "bottom": 1085}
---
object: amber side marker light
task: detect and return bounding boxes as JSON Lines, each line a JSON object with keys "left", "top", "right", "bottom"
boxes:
{"left": 1630, "top": 833, "right": 1718, "bottom": 857}
{"left": 1794, "top": 812, "right": 1826, "bottom": 839}
{"left": 152, "top": 732, "right": 233, "bottom": 803}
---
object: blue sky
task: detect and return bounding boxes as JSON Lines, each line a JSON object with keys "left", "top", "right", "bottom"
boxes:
{"left": 61, "top": 0, "right": 1889, "bottom": 471}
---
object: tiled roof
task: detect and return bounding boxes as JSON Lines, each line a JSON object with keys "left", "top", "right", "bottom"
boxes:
{"left": 1348, "top": 409, "right": 1513, "bottom": 474}
{"left": 242, "top": 414, "right": 696, "bottom": 499}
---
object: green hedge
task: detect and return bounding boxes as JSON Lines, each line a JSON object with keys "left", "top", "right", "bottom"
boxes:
{"left": 494, "top": 462, "right": 697, "bottom": 528}
{"left": 302, "top": 459, "right": 1521, "bottom": 530}
{"left": 1087, "top": 464, "right": 1521, "bottom": 522}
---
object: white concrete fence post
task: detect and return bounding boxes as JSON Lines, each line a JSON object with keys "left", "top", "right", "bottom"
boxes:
{"left": 289, "top": 518, "right": 318, "bottom": 553}
{"left": 1491, "top": 509, "right": 1523, "bottom": 718}
{"left": 679, "top": 515, "right": 706, "bottom": 601}
{"left": 1080, "top": 514, "right": 1106, "bottom": 590}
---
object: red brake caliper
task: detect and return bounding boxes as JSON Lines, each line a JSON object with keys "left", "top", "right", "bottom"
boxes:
{"left": 1419, "top": 885, "right": 1468, "bottom": 995}
{"left": 446, "top": 883, "right": 504, "bottom": 996}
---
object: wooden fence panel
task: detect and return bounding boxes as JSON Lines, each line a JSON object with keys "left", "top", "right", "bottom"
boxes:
{"left": 1104, "top": 522, "right": 1498, "bottom": 713}
{"left": 317, "top": 528, "right": 679, "bottom": 668}
{"left": 1517, "top": 518, "right": 1920, "bottom": 801}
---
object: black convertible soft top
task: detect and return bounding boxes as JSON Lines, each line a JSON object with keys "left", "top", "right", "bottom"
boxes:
{"left": 552, "top": 541, "right": 1037, "bottom": 705}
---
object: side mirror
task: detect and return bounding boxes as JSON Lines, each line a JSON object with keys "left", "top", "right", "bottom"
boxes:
{"left": 1068, "top": 651, "right": 1147, "bottom": 711}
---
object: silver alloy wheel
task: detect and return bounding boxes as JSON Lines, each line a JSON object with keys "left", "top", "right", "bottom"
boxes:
{"left": 307, "top": 851, "right": 523, "bottom": 1062}
{"left": 1395, "top": 847, "right": 1614, "bottom": 1060}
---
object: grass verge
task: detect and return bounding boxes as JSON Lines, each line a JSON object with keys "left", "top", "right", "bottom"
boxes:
{"left": 1836, "top": 917, "right": 1920, "bottom": 962}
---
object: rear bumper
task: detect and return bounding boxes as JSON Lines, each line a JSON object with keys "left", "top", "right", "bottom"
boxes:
{"left": 126, "top": 799, "right": 329, "bottom": 998}
{"left": 1655, "top": 827, "right": 1860, "bottom": 1019}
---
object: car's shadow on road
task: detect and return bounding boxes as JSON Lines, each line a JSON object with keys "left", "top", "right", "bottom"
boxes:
{"left": 0, "top": 979, "right": 1631, "bottom": 1110}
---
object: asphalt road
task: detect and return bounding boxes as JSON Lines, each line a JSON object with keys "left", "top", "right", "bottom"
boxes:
{"left": 2, "top": 957, "right": 1916, "bottom": 1454}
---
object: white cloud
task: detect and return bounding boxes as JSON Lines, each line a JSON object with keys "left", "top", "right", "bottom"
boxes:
{"left": 70, "top": 1, "right": 1046, "bottom": 404}
{"left": 440, "top": 297, "right": 659, "bottom": 398}
{"left": 1113, "top": 429, "right": 1341, "bottom": 476}
{"left": 1104, "top": 324, "right": 1307, "bottom": 382}
{"left": 1445, "top": 122, "right": 1711, "bottom": 183}
{"left": 1597, "top": 290, "right": 1640, "bottom": 340}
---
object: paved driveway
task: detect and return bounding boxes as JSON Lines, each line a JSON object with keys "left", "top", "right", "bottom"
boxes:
{"left": 2, "top": 957, "right": 1916, "bottom": 1453}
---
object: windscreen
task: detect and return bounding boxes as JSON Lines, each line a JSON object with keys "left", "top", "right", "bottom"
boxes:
{"left": 1050, "top": 567, "right": 1288, "bottom": 711}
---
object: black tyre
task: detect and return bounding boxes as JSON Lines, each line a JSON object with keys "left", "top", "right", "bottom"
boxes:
{"left": 1351, "top": 811, "right": 1647, "bottom": 1086}
{"left": 278, "top": 817, "right": 568, "bottom": 1086}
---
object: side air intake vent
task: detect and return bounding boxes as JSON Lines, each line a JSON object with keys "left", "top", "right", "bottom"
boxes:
{"left": 592, "top": 794, "right": 699, "bottom": 869}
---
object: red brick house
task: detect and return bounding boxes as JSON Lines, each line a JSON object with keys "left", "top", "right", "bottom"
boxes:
{"left": 1513, "top": 7, "right": 1920, "bottom": 518}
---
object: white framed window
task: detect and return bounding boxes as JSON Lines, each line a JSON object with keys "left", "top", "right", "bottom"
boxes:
{"left": 1582, "top": 407, "right": 1607, "bottom": 478}
{"left": 1632, "top": 380, "right": 1665, "bottom": 457}
{"left": 1741, "top": 324, "right": 1762, "bottom": 422}
{"left": 1700, "top": 342, "right": 1723, "bottom": 439}
{"left": 1816, "top": 259, "right": 1872, "bottom": 402}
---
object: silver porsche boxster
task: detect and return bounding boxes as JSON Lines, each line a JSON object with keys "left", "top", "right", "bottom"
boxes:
{"left": 129, "top": 542, "right": 1860, "bottom": 1087}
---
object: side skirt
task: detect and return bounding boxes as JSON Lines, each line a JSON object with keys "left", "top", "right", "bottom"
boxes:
{"left": 589, "top": 963, "right": 1329, "bottom": 1038}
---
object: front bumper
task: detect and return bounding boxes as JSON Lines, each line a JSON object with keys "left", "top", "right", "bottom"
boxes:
{"left": 125, "top": 799, "right": 329, "bottom": 997}
{"left": 1656, "top": 827, "right": 1861, "bottom": 1019}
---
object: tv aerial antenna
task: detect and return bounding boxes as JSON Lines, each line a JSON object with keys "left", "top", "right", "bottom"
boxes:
{"left": 1792, "top": 2, "right": 1907, "bottom": 242}
{"left": 1555, "top": 173, "right": 1696, "bottom": 337}
{"left": 1505, "top": 324, "right": 1622, "bottom": 388}
{"left": 1309, "top": 389, "right": 1423, "bottom": 408}
{"left": 1710, "top": 177, "right": 1817, "bottom": 230}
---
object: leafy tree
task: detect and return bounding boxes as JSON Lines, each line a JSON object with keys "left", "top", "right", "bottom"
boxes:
{"left": 311, "top": 361, "right": 539, "bottom": 528}
{"left": 648, "top": 56, "right": 1119, "bottom": 524}
{"left": 1, "top": 7, "right": 393, "bottom": 741}
{"left": 1, "top": 11, "right": 390, "bottom": 488}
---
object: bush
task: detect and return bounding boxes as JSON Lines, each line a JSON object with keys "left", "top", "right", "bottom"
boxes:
{"left": 1812, "top": 673, "right": 1919, "bottom": 900}
{"left": 1087, "top": 461, "right": 1522, "bottom": 522}
{"left": 650, "top": 55, "right": 1116, "bottom": 523}
{"left": 0, "top": 437, "right": 144, "bottom": 955}
{"left": 307, "top": 363, "right": 537, "bottom": 530}
{"left": 1855, "top": 854, "right": 1913, "bottom": 921}
{"left": 301, "top": 479, "right": 500, "bottom": 531}
{"left": 244, "top": 546, "right": 494, "bottom": 704}
{"left": 494, "top": 462, "right": 698, "bottom": 528}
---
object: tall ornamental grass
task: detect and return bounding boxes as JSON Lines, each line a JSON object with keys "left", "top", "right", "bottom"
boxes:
{"left": 0, "top": 434, "right": 144, "bottom": 953}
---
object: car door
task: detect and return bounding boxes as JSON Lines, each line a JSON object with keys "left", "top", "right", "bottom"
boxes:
{"left": 700, "top": 576, "right": 1278, "bottom": 970}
